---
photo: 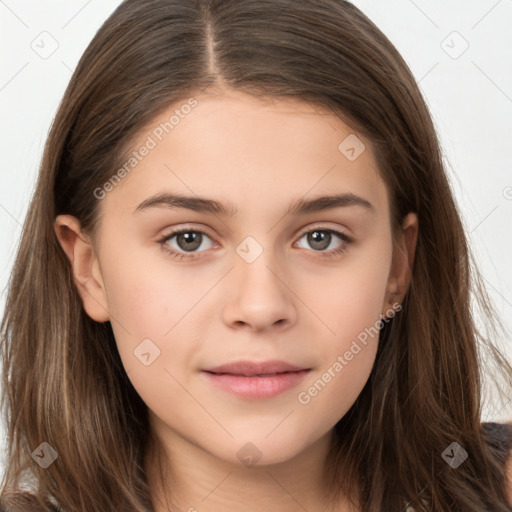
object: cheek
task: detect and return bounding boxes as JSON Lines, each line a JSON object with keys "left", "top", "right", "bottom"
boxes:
{"left": 295, "top": 340, "right": 378, "bottom": 443}
{"left": 98, "top": 252, "right": 185, "bottom": 373}
{"left": 293, "top": 239, "right": 391, "bottom": 426}
{"left": 302, "top": 237, "right": 391, "bottom": 341}
{"left": 295, "top": 285, "right": 384, "bottom": 436}
{"left": 103, "top": 264, "right": 200, "bottom": 420}
{"left": 101, "top": 244, "right": 210, "bottom": 335}
{"left": 100, "top": 247, "right": 221, "bottom": 403}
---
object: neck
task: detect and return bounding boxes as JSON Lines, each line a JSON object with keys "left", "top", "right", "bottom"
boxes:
{"left": 144, "top": 424, "right": 358, "bottom": 512}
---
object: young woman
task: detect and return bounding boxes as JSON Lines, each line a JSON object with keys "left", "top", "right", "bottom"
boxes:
{"left": 1, "top": 1, "right": 511, "bottom": 511}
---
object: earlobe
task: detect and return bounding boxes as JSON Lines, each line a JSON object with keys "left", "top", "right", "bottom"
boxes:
{"left": 54, "top": 215, "right": 110, "bottom": 323}
{"left": 382, "top": 212, "right": 419, "bottom": 315}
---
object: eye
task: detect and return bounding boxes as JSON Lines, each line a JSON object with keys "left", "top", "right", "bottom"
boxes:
{"left": 295, "top": 226, "right": 351, "bottom": 258}
{"left": 157, "top": 227, "right": 216, "bottom": 260}
{"left": 157, "top": 224, "right": 352, "bottom": 261}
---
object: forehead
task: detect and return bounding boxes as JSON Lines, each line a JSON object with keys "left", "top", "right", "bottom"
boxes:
{"left": 99, "top": 90, "right": 389, "bottom": 222}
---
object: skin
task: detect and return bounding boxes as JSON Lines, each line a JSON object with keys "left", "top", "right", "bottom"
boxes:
{"left": 55, "top": 88, "right": 418, "bottom": 512}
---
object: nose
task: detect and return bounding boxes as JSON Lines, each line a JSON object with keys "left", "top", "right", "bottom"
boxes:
{"left": 222, "top": 249, "right": 297, "bottom": 332}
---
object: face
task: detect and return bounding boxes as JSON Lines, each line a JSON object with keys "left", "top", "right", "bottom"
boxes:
{"left": 56, "top": 89, "right": 414, "bottom": 468}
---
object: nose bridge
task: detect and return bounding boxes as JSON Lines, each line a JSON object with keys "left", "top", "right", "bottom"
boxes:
{"left": 234, "top": 234, "right": 285, "bottom": 297}
{"left": 223, "top": 234, "right": 296, "bottom": 330}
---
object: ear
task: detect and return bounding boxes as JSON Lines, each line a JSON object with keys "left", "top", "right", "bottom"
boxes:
{"left": 381, "top": 212, "right": 418, "bottom": 316}
{"left": 54, "top": 214, "right": 110, "bottom": 323}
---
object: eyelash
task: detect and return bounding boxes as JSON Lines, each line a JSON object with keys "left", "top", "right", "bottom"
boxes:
{"left": 157, "top": 224, "right": 352, "bottom": 261}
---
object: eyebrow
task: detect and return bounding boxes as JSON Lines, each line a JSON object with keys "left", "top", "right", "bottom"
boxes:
{"left": 133, "top": 191, "right": 375, "bottom": 217}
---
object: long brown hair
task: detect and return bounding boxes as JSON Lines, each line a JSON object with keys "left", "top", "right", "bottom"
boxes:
{"left": 1, "top": 1, "right": 511, "bottom": 510}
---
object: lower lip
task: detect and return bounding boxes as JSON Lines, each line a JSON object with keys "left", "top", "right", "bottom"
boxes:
{"left": 201, "top": 370, "right": 310, "bottom": 400}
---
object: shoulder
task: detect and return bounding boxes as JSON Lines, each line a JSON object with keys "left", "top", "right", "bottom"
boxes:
{"left": 481, "top": 421, "right": 512, "bottom": 505}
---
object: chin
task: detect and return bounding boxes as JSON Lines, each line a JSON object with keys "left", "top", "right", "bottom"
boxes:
{"left": 217, "top": 434, "right": 312, "bottom": 469}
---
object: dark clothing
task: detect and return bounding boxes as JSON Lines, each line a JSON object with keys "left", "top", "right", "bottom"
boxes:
{"left": 483, "top": 421, "right": 512, "bottom": 458}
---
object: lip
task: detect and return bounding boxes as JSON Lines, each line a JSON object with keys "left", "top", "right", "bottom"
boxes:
{"left": 201, "top": 360, "right": 311, "bottom": 400}
{"left": 203, "top": 360, "right": 308, "bottom": 376}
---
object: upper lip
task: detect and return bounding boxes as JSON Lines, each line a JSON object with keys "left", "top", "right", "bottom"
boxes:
{"left": 202, "top": 360, "right": 309, "bottom": 376}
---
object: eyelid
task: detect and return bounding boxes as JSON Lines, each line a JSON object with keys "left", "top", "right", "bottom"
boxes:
{"left": 159, "top": 223, "right": 217, "bottom": 241}
{"left": 295, "top": 222, "right": 352, "bottom": 241}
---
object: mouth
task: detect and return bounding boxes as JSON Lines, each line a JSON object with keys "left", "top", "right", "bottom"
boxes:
{"left": 201, "top": 360, "right": 311, "bottom": 400}
{"left": 203, "top": 360, "right": 309, "bottom": 376}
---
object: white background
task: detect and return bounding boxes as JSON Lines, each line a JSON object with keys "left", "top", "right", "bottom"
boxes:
{"left": 1, "top": 0, "right": 511, "bottom": 475}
